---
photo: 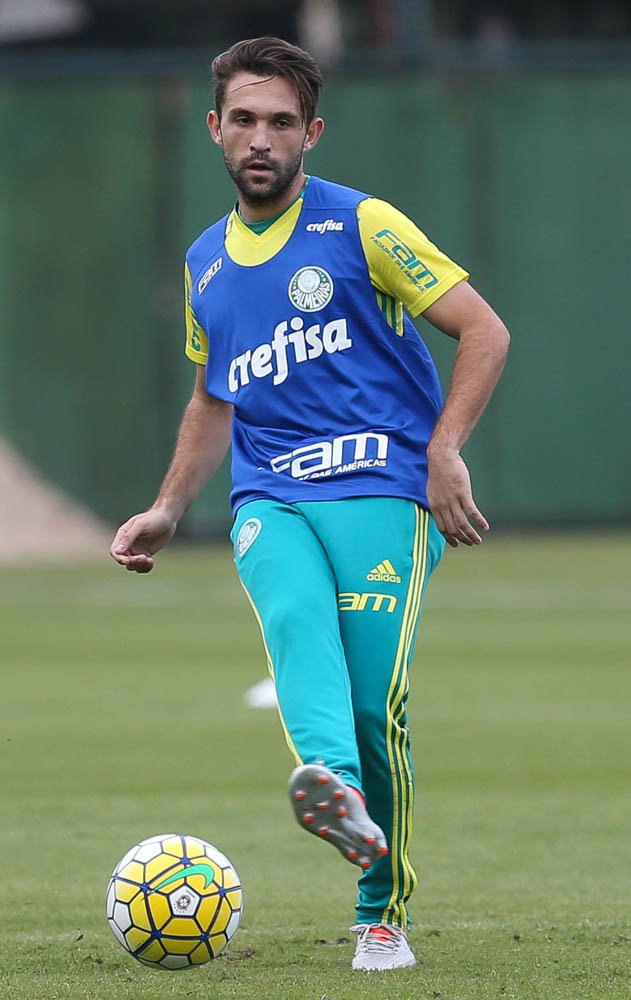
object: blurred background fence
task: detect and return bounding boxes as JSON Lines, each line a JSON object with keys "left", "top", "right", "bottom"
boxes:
{"left": 1, "top": 1, "right": 630, "bottom": 535}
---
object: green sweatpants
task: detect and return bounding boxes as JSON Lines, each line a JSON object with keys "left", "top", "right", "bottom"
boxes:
{"left": 231, "top": 496, "right": 445, "bottom": 927}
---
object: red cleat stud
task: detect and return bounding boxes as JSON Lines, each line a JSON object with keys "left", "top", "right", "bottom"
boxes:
{"left": 337, "top": 807, "right": 348, "bottom": 818}
{"left": 348, "top": 850, "right": 358, "bottom": 861}
{"left": 360, "top": 859, "right": 371, "bottom": 870}
{"left": 318, "top": 775, "right": 330, "bottom": 785}
{"left": 332, "top": 789, "right": 345, "bottom": 800}
{"left": 294, "top": 790, "right": 306, "bottom": 801}
{"left": 303, "top": 812, "right": 315, "bottom": 825}
{"left": 318, "top": 826, "right": 330, "bottom": 837}
{"left": 364, "top": 835, "right": 376, "bottom": 845}
{"left": 378, "top": 846, "right": 389, "bottom": 856}
{"left": 316, "top": 801, "right": 330, "bottom": 811}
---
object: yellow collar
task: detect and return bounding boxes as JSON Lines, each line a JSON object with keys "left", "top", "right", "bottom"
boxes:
{"left": 225, "top": 197, "right": 305, "bottom": 267}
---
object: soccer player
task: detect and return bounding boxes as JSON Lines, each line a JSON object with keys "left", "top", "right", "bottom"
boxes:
{"left": 111, "top": 37, "right": 510, "bottom": 971}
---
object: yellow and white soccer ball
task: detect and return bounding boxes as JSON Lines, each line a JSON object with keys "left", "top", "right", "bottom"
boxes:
{"left": 106, "top": 833, "right": 243, "bottom": 970}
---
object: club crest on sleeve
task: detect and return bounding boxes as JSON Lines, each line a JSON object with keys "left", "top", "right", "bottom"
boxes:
{"left": 236, "top": 517, "right": 262, "bottom": 556}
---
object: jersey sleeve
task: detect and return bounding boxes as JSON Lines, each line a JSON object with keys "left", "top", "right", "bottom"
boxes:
{"left": 357, "top": 198, "right": 469, "bottom": 317}
{"left": 184, "top": 261, "right": 209, "bottom": 364}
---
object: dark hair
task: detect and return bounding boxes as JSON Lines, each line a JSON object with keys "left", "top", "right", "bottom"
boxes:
{"left": 212, "top": 37, "right": 323, "bottom": 125}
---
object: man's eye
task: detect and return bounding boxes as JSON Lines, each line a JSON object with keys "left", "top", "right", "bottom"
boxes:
{"left": 276, "top": 120, "right": 290, "bottom": 128}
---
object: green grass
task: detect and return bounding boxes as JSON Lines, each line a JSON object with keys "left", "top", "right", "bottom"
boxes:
{"left": 1, "top": 532, "right": 630, "bottom": 999}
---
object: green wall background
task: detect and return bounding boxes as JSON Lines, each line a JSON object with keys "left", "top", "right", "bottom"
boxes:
{"left": 1, "top": 71, "right": 629, "bottom": 532}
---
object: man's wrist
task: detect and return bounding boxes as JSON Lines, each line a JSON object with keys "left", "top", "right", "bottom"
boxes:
{"left": 152, "top": 497, "right": 182, "bottom": 524}
{"left": 427, "top": 439, "right": 460, "bottom": 461}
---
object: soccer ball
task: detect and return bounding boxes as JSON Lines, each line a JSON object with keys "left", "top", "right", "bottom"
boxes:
{"left": 106, "top": 833, "right": 243, "bottom": 970}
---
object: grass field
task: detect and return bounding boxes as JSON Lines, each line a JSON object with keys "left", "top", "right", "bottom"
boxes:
{"left": 1, "top": 532, "right": 630, "bottom": 1000}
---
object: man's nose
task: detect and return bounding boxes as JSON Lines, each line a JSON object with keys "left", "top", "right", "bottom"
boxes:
{"left": 249, "top": 122, "right": 272, "bottom": 153}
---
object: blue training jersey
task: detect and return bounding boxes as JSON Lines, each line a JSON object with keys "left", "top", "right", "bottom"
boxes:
{"left": 186, "top": 177, "right": 444, "bottom": 514}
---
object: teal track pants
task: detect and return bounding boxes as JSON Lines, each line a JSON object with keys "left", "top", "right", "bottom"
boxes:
{"left": 231, "top": 496, "right": 445, "bottom": 927}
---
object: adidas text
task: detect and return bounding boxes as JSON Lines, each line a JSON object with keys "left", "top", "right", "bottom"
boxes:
{"left": 228, "top": 317, "right": 352, "bottom": 391}
{"left": 367, "top": 559, "right": 401, "bottom": 583}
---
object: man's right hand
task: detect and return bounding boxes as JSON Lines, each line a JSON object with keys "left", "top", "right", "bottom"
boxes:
{"left": 110, "top": 509, "right": 177, "bottom": 573}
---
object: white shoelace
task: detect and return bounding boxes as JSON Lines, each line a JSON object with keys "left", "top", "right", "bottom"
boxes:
{"left": 351, "top": 924, "right": 404, "bottom": 955}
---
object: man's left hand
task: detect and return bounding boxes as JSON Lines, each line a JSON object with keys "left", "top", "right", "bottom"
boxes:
{"left": 427, "top": 449, "right": 489, "bottom": 548}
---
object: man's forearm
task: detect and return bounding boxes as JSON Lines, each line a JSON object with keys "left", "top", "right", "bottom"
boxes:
{"left": 428, "top": 317, "right": 510, "bottom": 457}
{"left": 153, "top": 393, "right": 232, "bottom": 523}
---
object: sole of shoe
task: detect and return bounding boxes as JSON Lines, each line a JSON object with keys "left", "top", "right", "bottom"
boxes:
{"left": 352, "top": 954, "right": 417, "bottom": 972}
{"left": 289, "top": 764, "right": 389, "bottom": 870}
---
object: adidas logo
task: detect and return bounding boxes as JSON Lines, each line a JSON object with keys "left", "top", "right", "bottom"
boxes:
{"left": 367, "top": 559, "right": 401, "bottom": 584}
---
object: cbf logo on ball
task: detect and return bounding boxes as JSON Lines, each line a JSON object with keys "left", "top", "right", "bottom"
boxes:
{"left": 288, "top": 266, "right": 334, "bottom": 312}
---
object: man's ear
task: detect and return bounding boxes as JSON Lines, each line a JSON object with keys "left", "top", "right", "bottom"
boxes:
{"left": 207, "top": 110, "right": 223, "bottom": 146}
{"left": 303, "top": 117, "right": 325, "bottom": 154}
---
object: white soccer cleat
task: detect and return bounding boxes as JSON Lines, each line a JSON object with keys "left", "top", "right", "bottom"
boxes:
{"left": 350, "top": 923, "right": 417, "bottom": 971}
{"left": 288, "top": 763, "right": 388, "bottom": 870}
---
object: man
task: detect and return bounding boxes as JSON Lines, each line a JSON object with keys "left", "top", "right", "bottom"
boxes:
{"left": 111, "top": 36, "right": 510, "bottom": 971}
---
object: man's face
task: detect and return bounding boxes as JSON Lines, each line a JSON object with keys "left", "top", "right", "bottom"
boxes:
{"left": 208, "top": 72, "right": 323, "bottom": 205}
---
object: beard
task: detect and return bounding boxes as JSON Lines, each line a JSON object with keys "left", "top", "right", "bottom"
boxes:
{"left": 223, "top": 148, "right": 304, "bottom": 205}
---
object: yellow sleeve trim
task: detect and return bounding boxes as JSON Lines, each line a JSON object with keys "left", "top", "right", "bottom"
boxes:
{"left": 184, "top": 344, "right": 208, "bottom": 364}
{"left": 358, "top": 198, "right": 469, "bottom": 318}
{"left": 184, "top": 261, "right": 209, "bottom": 365}
{"left": 407, "top": 266, "right": 468, "bottom": 317}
